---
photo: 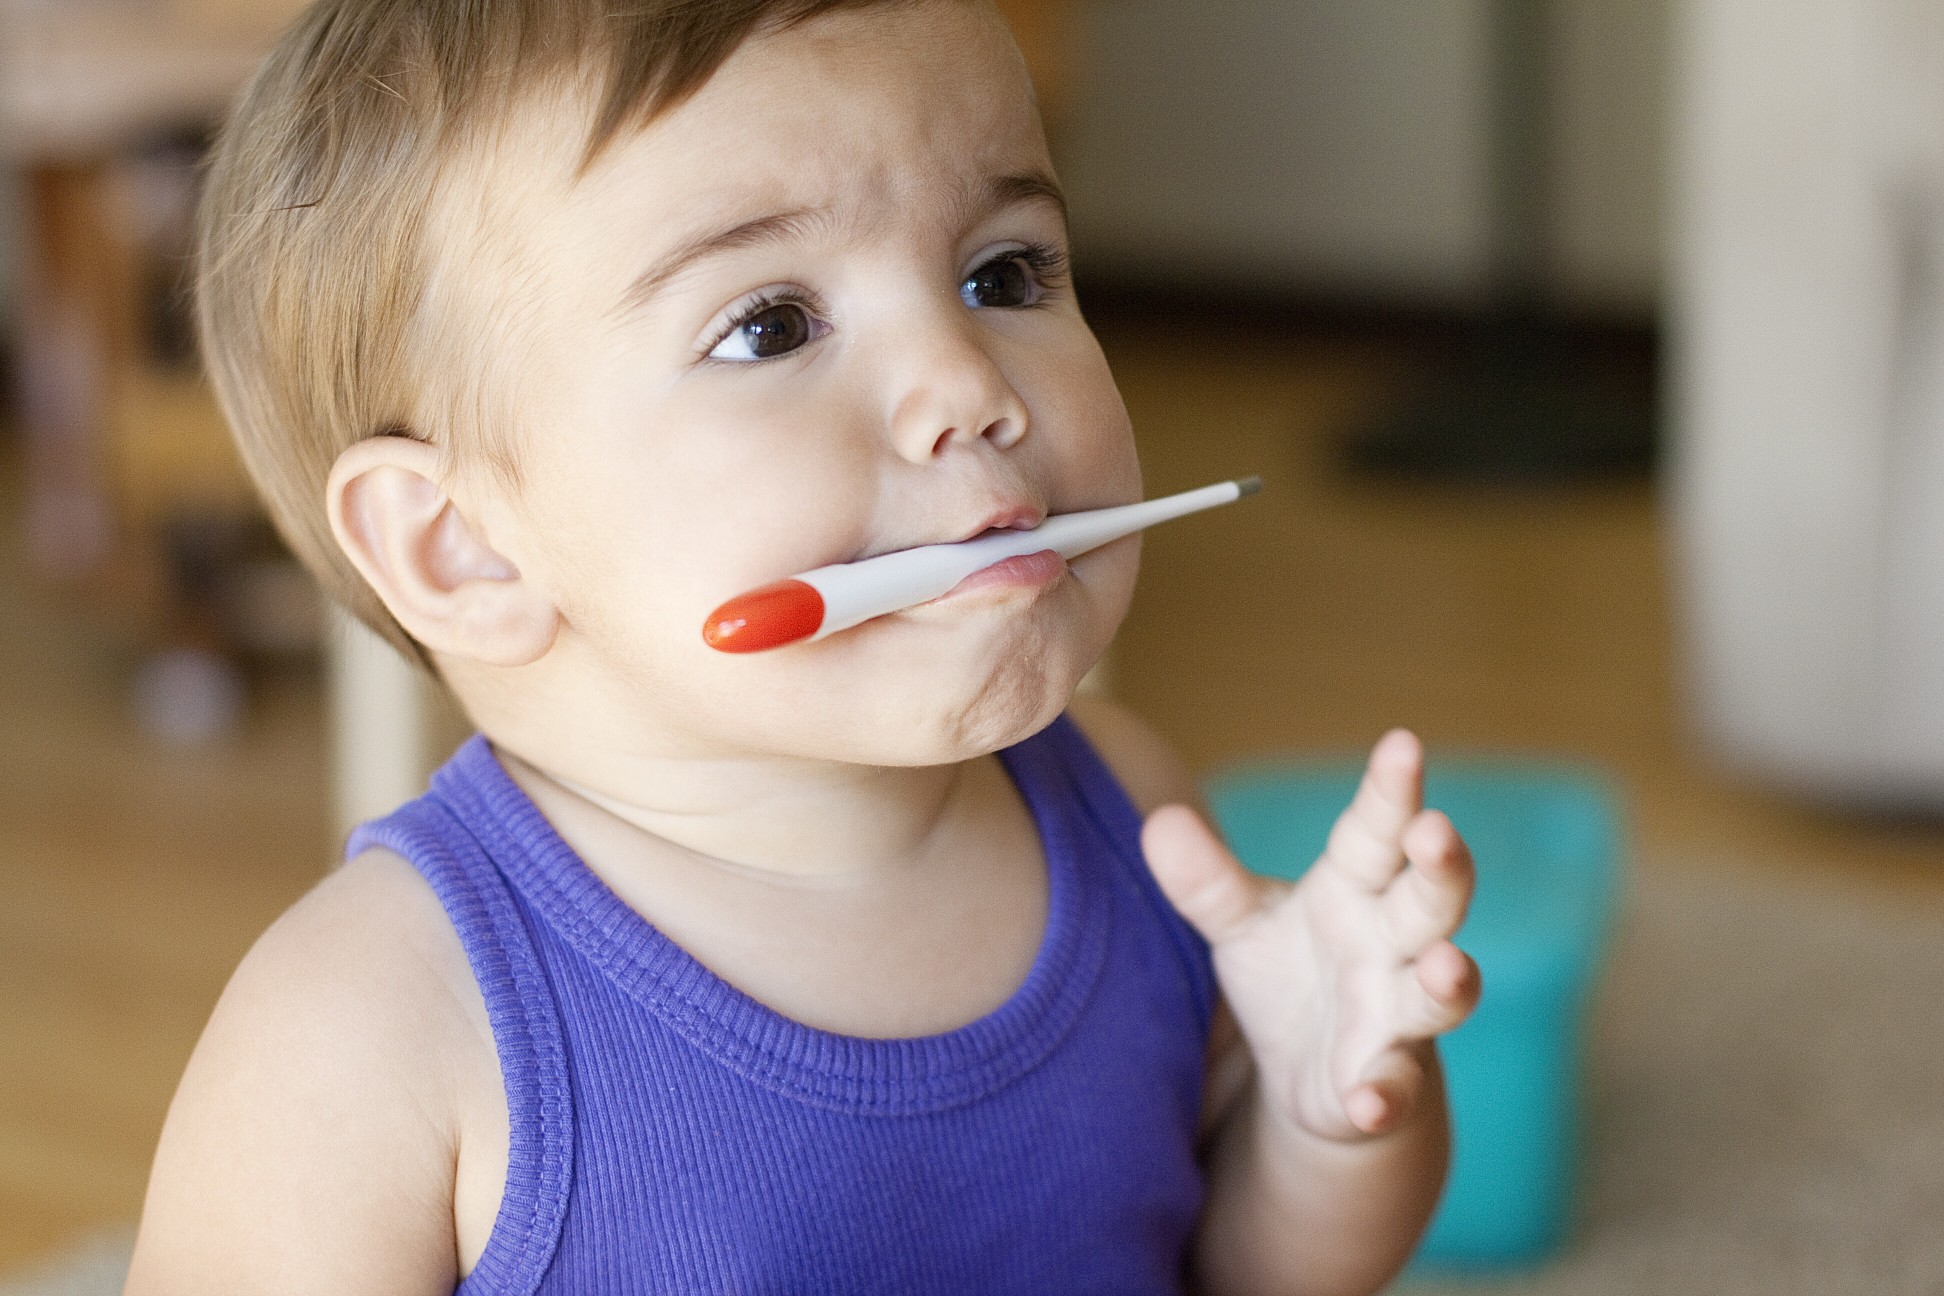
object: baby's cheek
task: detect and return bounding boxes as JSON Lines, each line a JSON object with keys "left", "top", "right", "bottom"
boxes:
{"left": 1040, "top": 335, "right": 1138, "bottom": 477}
{"left": 1073, "top": 538, "right": 1140, "bottom": 634}
{"left": 665, "top": 432, "right": 872, "bottom": 577}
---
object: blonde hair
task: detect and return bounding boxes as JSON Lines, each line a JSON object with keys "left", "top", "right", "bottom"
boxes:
{"left": 197, "top": 0, "right": 906, "bottom": 662}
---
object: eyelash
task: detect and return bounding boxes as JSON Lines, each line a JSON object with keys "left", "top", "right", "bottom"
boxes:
{"left": 993, "top": 241, "right": 1070, "bottom": 296}
{"left": 698, "top": 242, "right": 1072, "bottom": 362}
{"left": 700, "top": 286, "right": 828, "bottom": 362}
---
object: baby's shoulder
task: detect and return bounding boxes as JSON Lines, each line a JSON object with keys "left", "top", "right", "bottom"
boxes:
{"left": 242, "top": 846, "right": 493, "bottom": 1068}
{"left": 212, "top": 846, "right": 504, "bottom": 1168}
{"left": 1065, "top": 694, "right": 1204, "bottom": 817}
{"left": 127, "top": 849, "right": 496, "bottom": 1292}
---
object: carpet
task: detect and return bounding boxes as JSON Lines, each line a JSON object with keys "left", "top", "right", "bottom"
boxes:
{"left": 1401, "top": 862, "right": 1944, "bottom": 1294}
{"left": 0, "top": 1232, "right": 131, "bottom": 1296}
{"left": 10, "top": 865, "right": 1944, "bottom": 1294}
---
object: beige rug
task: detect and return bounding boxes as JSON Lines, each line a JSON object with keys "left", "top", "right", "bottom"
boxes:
{"left": 0, "top": 1231, "right": 131, "bottom": 1296}
{"left": 1402, "top": 862, "right": 1944, "bottom": 1294}
{"left": 11, "top": 866, "right": 1944, "bottom": 1294}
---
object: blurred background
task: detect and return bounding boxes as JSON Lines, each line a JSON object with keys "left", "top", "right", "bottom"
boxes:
{"left": 5, "top": 0, "right": 1944, "bottom": 1290}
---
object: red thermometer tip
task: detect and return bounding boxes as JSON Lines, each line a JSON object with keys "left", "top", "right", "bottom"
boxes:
{"left": 702, "top": 579, "right": 826, "bottom": 653}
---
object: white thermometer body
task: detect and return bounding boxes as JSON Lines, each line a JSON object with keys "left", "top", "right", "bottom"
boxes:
{"left": 703, "top": 476, "right": 1261, "bottom": 653}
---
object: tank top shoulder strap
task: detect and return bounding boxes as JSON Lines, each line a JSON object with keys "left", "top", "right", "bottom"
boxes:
{"left": 1016, "top": 713, "right": 1219, "bottom": 1034}
{"left": 346, "top": 742, "right": 574, "bottom": 1296}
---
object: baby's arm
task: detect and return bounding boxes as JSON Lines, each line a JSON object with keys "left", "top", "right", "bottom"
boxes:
{"left": 125, "top": 851, "right": 493, "bottom": 1295}
{"left": 1073, "top": 701, "right": 1478, "bottom": 1296}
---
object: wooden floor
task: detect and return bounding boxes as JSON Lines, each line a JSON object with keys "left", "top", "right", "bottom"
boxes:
{"left": 4, "top": 325, "right": 1943, "bottom": 1270}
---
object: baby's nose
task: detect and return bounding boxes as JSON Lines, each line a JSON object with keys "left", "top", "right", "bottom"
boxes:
{"left": 887, "top": 325, "right": 1029, "bottom": 462}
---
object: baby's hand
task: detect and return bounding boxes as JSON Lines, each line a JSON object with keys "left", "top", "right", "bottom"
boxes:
{"left": 1143, "top": 730, "right": 1480, "bottom": 1143}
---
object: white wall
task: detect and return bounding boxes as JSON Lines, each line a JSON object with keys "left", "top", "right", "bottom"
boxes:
{"left": 1669, "top": 0, "right": 1944, "bottom": 806}
{"left": 1061, "top": 0, "right": 1672, "bottom": 314}
{"left": 1553, "top": 0, "right": 1671, "bottom": 312}
{"left": 1062, "top": 0, "right": 1498, "bottom": 303}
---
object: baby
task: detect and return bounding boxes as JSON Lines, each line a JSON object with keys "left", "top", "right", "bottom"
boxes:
{"left": 127, "top": 2, "right": 1480, "bottom": 1292}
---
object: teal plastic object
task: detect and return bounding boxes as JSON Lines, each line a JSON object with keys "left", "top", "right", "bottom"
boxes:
{"left": 1205, "top": 759, "right": 1623, "bottom": 1271}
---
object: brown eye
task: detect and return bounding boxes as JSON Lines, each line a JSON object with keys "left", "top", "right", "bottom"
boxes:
{"left": 961, "top": 255, "right": 1040, "bottom": 309}
{"left": 711, "top": 301, "right": 817, "bottom": 361}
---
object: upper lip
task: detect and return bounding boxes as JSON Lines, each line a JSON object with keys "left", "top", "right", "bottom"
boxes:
{"left": 840, "top": 497, "right": 1049, "bottom": 566}
{"left": 955, "top": 504, "right": 1047, "bottom": 544}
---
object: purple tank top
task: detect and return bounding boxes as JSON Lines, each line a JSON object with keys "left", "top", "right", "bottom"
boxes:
{"left": 348, "top": 713, "right": 1217, "bottom": 1295}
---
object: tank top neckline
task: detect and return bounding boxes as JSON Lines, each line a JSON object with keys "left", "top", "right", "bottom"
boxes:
{"left": 433, "top": 720, "right": 1113, "bottom": 1117}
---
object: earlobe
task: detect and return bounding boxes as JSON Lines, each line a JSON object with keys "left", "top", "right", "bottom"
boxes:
{"left": 326, "top": 437, "right": 560, "bottom": 666}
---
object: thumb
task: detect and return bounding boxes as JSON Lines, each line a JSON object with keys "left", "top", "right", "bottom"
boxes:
{"left": 1141, "top": 804, "right": 1269, "bottom": 945}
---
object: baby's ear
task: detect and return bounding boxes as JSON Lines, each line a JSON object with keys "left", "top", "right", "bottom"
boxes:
{"left": 327, "top": 436, "right": 559, "bottom": 667}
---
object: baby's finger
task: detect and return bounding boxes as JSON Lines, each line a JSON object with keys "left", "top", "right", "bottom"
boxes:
{"left": 1321, "top": 729, "right": 1425, "bottom": 891}
{"left": 1344, "top": 1043, "right": 1428, "bottom": 1136}
{"left": 1395, "top": 942, "right": 1482, "bottom": 1040}
{"left": 1380, "top": 810, "right": 1475, "bottom": 954}
{"left": 1142, "top": 804, "right": 1273, "bottom": 946}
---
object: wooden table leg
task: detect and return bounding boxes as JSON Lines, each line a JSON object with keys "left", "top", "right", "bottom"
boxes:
{"left": 327, "top": 607, "right": 433, "bottom": 847}
{"left": 15, "top": 159, "right": 139, "bottom": 581}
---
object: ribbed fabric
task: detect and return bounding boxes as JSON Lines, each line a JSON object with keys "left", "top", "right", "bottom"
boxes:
{"left": 349, "top": 713, "right": 1217, "bottom": 1295}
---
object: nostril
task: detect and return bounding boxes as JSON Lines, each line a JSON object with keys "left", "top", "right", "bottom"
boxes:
{"left": 930, "top": 421, "right": 1018, "bottom": 456}
{"left": 984, "top": 416, "right": 1024, "bottom": 448}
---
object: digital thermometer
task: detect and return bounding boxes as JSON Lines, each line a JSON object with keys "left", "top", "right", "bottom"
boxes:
{"left": 702, "top": 476, "right": 1262, "bottom": 653}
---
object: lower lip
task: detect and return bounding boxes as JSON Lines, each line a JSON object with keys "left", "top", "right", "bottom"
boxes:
{"left": 936, "top": 548, "right": 1068, "bottom": 601}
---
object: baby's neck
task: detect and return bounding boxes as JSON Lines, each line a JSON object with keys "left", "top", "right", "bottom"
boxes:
{"left": 440, "top": 640, "right": 1050, "bottom": 890}
{"left": 493, "top": 737, "right": 973, "bottom": 887}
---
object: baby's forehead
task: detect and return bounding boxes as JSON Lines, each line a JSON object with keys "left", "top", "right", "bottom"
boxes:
{"left": 432, "top": 2, "right": 1053, "bottom": 313}
{"left": 602, "top": 14, "right": 1041, "bottom": 203}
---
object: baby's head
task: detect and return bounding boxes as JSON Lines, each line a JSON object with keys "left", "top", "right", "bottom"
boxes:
{"left": 200, "top": 0, "right": 1141, "bottom": 769}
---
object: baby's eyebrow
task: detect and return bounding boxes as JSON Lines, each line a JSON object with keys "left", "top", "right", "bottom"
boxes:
{"left": 614, "top": 171, "right": 1067, "bottom": 319}
{"left": 617, "top": 207, "right": 825, "bottom": 317}
{"left": 981, "top": 171, "right": 1068, "bottom": 226}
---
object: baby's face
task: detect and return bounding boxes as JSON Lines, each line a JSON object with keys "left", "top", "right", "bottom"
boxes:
{"left": 461, "top": 0, "right": 1140, "bottom": 767}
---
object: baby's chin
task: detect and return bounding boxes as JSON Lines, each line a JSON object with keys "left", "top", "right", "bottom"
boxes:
{"left": 892, "top": 655, "right": 1083, "bottom": 766}
{"left": 847, "top": 596, "right": 1120, "bottom": 764}
{"left": 825, "top": 689, "right": 1076, "bottom": 769}
{"left": 731, "top": 621, "right": 1101, "bottom": 768}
